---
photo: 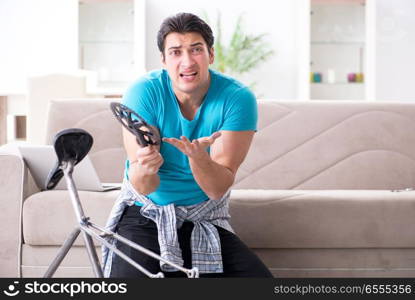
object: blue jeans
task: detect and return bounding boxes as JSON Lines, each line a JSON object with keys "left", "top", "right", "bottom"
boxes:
{"left": 110, "top": 205, "right": 273, "bottom": 278}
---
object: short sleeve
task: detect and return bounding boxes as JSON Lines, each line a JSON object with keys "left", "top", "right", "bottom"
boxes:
{"left": 122, "top": 77, "right": 158, "bottom": 127}
{"left": 220, "top": 87, "right": 258, "bottom": 131}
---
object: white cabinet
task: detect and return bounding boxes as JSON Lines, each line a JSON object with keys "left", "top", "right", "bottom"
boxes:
{"left": 78, "top": 0, "right": 146, "bottom": 92}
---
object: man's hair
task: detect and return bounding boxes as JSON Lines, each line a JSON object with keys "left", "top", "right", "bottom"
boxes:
{"left": 157, "top": 12, "right": 214, "bottom": 58}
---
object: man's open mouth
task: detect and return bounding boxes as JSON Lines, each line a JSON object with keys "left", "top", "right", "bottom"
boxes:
{"left": 180, "top": 72, "right": 198, "bottom": 77}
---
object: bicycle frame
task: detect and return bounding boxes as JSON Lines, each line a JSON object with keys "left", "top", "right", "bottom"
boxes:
{"left": 44, "top": 160, "right": 199, "bottom": 278}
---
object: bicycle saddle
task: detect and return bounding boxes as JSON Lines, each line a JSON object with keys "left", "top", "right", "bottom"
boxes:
{"left": 45, "top": 128, "right": 93, "bottom": 190}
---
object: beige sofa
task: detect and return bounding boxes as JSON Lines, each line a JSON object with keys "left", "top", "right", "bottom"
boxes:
{"left": 2, "top": 98, "right": 415, "bottom": 278}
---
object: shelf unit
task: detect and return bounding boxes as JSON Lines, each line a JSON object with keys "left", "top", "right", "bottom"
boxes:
{"left": 78, "top": 0, "right": 145, "bottom": 89}
{"left": 310, "top": 1, "right": 366, "bottom": 100}
{"left": 311, "top": 82, "right": 364, "bottom": 85}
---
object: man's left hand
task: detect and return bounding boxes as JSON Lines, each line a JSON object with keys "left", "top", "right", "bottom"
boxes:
{"left": 162, "top": 131, "right": 221, "bottom": 160}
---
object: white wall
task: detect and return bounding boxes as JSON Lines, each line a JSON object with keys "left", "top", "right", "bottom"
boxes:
{"left": 0, "top": 0, "right": 79, "bottom": 94}
{"left": 0, "top": 0, "right": 306, "bottom": 99}
{"left": 376, "top": 0, "right": 415, "bottom": 101}
{"left": 144, "top": 0, "right": 306, "bottom": 99}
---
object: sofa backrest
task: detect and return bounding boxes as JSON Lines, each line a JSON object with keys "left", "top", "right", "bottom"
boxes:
{"left": 234, "top": 100, "right": 415, "bottom": 190}
{"left": 46, "top": 99, "right": 415, "bottom": 189}
{"left": 46, "top": 98, "right": 125, "bottom": 183}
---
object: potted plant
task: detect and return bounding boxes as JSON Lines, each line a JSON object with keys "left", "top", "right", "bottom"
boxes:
{"left": 203, "top": 12, "right": 274, "bottom": 90}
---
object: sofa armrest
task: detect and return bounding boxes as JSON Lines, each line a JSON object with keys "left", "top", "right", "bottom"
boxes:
{"left": 0, "top": 145, "right": 39, "bottom": 277}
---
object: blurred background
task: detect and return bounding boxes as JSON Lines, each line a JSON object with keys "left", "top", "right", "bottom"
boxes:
{"left": 0, "top": 0, "right": 414, "bottom": 144}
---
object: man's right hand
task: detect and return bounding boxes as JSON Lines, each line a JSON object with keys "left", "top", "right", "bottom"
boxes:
{"left": 132, "top": 144, "right": 164, "bottom": 176}
{"left": 123, "top": 126, "right": 162, "bottom": 195}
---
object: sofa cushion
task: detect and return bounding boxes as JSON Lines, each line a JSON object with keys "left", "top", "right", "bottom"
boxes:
{"left": 229, "top": 189, "right": 415, "bottom": 248}
{"left": 23, "top": 189, "right": 415, "bottom": 248}
{"left": 23, "top": 190, "right": 119, "bottom": 246}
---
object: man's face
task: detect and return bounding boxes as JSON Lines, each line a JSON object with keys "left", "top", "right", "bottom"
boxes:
{"left": 162, "top": 32, "right": 214, "bottom": 96}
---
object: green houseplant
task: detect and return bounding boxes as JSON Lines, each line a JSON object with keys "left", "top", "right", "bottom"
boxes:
{"left": 203, "top": 12, "right": 274, "bottom": 89}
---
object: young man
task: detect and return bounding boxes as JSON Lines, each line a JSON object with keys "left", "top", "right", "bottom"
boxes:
{"left": 104, "top": 12, "right": 272, "bottom": 278}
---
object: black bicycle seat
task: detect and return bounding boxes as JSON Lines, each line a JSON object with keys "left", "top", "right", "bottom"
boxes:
{"left": 45, "top": 128, "right": 93, "bottom": 190}
{"left": 110, "top": 102, "right": 160, "bottom": 147}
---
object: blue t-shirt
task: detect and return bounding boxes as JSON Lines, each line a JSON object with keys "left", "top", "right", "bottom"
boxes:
{"left": 122, "top": 68, "right": 257, "bottom": 206}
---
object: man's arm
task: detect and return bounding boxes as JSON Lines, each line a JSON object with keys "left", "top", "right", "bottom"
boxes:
{"left": 123, "top": 126, "right": 163, "bottom": 195}
{"left": 163, "top": 130, "right": 254, "bottom": 200}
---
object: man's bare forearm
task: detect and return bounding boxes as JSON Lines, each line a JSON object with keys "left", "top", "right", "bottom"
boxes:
{"left": 128, "top": 168, "right": 160, "bottom": 195}
{"left": 189, "top": 153, "right": 234, "bottom": 200}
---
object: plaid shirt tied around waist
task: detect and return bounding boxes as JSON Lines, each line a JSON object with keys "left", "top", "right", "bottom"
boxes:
{"left": 102, "top": 179, "right": 234, "bottom": 277}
